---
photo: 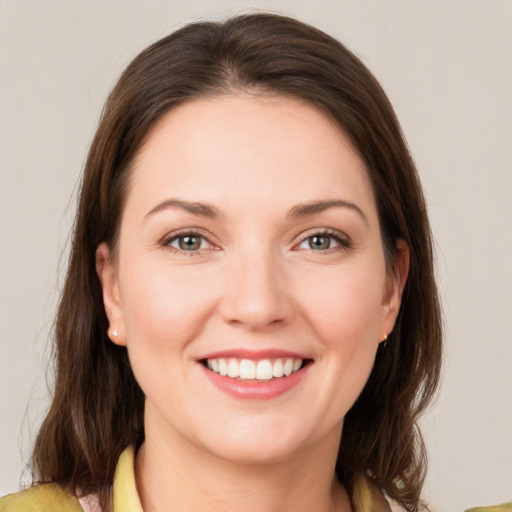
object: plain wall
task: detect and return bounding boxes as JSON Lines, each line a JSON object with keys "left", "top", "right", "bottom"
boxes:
{"left": 1, "top": 1, "right": 511, "bottom": 510}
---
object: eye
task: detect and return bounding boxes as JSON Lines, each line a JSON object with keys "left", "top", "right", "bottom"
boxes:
{"left": 165, "top": 232, "right": 213, "bottom": 253}
{"left": 296, "top": 231, "right": 349, "bottom": 252}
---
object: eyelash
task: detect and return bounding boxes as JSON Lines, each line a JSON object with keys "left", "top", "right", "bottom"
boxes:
{"left": 162, "top": 230, "right": 215, "bottom": 256}
{"left": 161, "top": 229, "right": 351, "bottom": 255}
{"left": 295, "top": 229, "right": 351, "bottom": 253}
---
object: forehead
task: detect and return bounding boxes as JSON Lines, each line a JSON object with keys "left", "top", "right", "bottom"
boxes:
{"left": 125, "top": 94, "right": 377, "bottom": 221}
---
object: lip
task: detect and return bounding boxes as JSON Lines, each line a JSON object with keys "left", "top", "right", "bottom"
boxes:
{"left": 198, "top": 348, "right": 311, "bottom": 360}
{"left": 198, "top": 350, "right": 312, "bottom": 400}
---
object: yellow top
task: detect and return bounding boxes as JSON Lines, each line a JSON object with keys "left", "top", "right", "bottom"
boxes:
{"left": 0, "top": 483, "right": 83, "bottom": 512}
{"left": 466, "top": 506, "right": 512, "bottom": 512}
{"left": 8, "top": 446, "right": 509, "bottom": 512}
{"left": 112, "top": 446, "right": 144, "bottom": 512}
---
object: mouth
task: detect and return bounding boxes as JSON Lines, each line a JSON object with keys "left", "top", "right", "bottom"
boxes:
{"left": 197, "top": 349, "right": 313, "bottom": 399}
{"left": 201, "top": 357, "right": 311, "bottom": 381}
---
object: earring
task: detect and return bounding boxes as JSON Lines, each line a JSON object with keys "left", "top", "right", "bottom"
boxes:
{"left": 381, "top": 333, "right": 388, "bottom": 347}
{"left": 112, "top": 329, "right": 118, "bottom": 338}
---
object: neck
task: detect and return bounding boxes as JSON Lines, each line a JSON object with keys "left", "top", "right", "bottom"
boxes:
{"left": 135, "top": 412, "right": 351, "bottom": 512}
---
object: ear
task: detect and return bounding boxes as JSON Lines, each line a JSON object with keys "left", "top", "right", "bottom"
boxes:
{"left": 379, "top": 239, "right": 409, "bottom": 342}
{"left": 96, "top": 242, "right": 126, "bottom": 346}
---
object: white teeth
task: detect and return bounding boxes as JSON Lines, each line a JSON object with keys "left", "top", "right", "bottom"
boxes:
{"left": 239, "top": 359, "right": 256, "bottom": 380}
{"left": 227, "top": 359, "right": 238, "bottom": 378}
{"left": 205, "top": 357, "right": 304, "bottom": 380}
{"left": 283, "top": 359, "right": 294, "bottom": 376}
{"left": 219, "top": 359, "right": 228, "bottom": 376}
{"left": 256, "top": 360, "right": 273, "bottom": 380}
{"left": 272, "top": 359, "right": 284, "bottom": 378}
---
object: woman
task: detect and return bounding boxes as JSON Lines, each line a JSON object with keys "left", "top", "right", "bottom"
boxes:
{"left": 0, "top": 13, "right": 442, "bottom": 512}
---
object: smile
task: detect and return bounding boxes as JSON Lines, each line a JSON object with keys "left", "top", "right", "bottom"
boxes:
{"left": 199, "top": 350, "right": 313, "bottom": 399}
{"left": 204, "top": 357, "right": 304, "bottom": 381}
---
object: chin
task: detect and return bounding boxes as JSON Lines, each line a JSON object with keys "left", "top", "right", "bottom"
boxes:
{"left": 194, "top": 417, "right": 318, "bottom": 466}
{"left": 207, "top": 438, "right": 301, "bottom": 466}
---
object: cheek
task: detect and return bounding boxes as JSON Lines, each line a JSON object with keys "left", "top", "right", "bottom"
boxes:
{"left": 298, "top": 262, "right": 386, "bottom": 344}
{"left": 297, "top": 261, "right": 385, "bottom": 398}
{"left": 280, "top": 263, "right": 386, "bottom": 433}
{"left": 118, "top": 261, "right": 222, "bottom": 413}
{"left": 119, "top": 260, "right": 219, "bottom": 353}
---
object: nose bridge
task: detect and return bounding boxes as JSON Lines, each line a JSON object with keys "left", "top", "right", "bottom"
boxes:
{"left": 219, "top": 239, "right": 291, "bottom": 330}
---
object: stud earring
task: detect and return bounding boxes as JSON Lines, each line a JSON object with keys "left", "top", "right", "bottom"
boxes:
{"left": 112, "top": 330, "right": 118, "bottom": 338}
{"left": 381, "top": 333, "right": 388, "bottom": 347}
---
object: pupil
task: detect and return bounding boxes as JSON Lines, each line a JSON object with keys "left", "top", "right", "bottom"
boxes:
{"left": 180, "top": 236, "right": 200, "bottom": 250}
{"left": 309, "top": 235, "right": 330, "bottom": 250}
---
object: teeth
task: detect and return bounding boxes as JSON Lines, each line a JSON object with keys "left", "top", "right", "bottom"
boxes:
{"left": 205, "top": 357, "right": 304, "bottom": 380}
{"left": 219, "top": 359, "right": 228, "bottom": 376}
{"left": 227, "top": 359, "right": 238, "bottom": 378}
{"left": 283, "top": 359, "right": 294, "bottom": 376}
{"left": 272, "top": 359, "right": 284, "bottom": 377}
{"left": 239, "top": 359, "right": 256, "bottom": 380}
{"left": 256, "top": 360, "right": 273, "bottom": 380}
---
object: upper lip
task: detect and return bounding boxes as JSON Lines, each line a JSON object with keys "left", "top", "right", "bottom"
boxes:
{"left": 198, "top": 349, "right": 312, "bottom": 361}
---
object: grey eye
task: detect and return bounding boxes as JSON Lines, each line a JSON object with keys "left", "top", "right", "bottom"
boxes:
{"left": 179, "top": 235, "right": 202, "bottom": 250}
{"left": 169, "top": 234, "right": 207, "bottom": 251}
{"left": 308, "top": 235, "right": 334, "bottom": 250}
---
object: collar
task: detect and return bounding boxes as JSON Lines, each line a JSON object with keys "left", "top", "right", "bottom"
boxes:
{"left": 113, "top": 446, "right": 391, "bottom": 512}
{"left": 113, "top": 446, "right": 143, "bottom": 512}
{"left": 352, "top": 474, "right": 392, "bottom": 512}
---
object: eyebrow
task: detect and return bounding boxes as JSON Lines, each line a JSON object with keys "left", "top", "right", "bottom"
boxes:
{"left": 145, "top": 197, "right": 367, "bottom": 224}
{"left": 288, "top": 199, "right": 368, "bottom": 224}
{"left": 145, "top": 198, "right": 221, "bottom": 219}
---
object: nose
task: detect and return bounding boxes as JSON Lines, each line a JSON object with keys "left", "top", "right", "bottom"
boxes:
{"left": 218, "top": 248, "right": 293, "bottom": 331}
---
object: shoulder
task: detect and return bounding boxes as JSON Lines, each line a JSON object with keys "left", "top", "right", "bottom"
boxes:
{"left": 465, "top": 504, "right": 512, "bottom": 512}
{"left": 0, "top": 484, "right": 83, "bottom": 512}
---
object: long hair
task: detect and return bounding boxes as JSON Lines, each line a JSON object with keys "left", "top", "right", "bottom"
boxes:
{"left": 32, "top": 13, "right": 442, "bottom": 511}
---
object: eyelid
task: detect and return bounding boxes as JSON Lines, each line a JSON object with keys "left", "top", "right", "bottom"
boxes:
{"left": 293, "top": 228, "right": 351, "bottom": 251}
{"left": 160, "top": 228, "right": 219, "bottom": 253}
{"left": 159, "top": 227, "right": 350, "bottom": 254}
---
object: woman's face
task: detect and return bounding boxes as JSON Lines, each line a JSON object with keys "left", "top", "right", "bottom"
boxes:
{"left": 97, "top": 94, "right": 407, "bottom": 464}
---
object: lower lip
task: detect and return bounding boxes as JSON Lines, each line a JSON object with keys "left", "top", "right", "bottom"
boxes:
{"left": 200, "top": 363, "right": 310, "bottom": 400}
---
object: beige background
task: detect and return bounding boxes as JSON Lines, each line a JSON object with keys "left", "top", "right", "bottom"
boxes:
{"left": 1, "top": 1, "right": 511, "bottom": 510}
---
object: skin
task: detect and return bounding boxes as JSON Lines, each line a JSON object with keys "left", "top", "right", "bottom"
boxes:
{"left": 96, "top": 94, "right": 408, "bottom": 512}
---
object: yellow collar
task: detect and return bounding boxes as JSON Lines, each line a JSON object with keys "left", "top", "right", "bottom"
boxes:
{"left": 113, "top": 446, "right": 143, "bottom": 512}
{"left": 352, "top": 474, "right": 392, "bottom": 512}
{"left": 113, "top": 446, "right": 390, "bottom": 512}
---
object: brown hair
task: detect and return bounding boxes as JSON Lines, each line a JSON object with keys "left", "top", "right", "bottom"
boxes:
{"left": 32, "top": 13, "right": 442, "bottom": 511}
